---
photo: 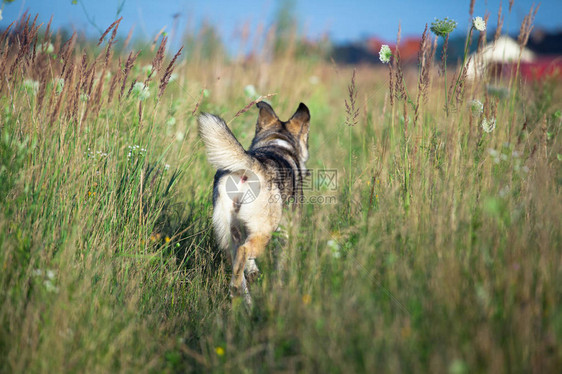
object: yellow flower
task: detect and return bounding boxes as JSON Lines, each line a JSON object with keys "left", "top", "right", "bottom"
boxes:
{"left": 215, "top": 346, "right": 225, "bottom": 356}
{"left": 165, "top": 236, "right": 171, "bottom": 243}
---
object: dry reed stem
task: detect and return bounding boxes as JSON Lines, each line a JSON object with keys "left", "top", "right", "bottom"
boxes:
{"left": 145, "top": 36, "right": 167, "bottom": 86}
{"left": 120, "top": 51, "right": 140, "bottom": 100}
{"left": 98, "top": 17, "right": 123, "bottom": 46}
{"left": 345, "top": 69, "right": 359, "bottom": 127}
{"left": 495, "top": 2, "right": 504, "bottom": 42}
{"left": 158, "top": 46, "right": 183, "bottom": 98}
{"left": 229, "top": 93, "right": 278, "bottom": 122}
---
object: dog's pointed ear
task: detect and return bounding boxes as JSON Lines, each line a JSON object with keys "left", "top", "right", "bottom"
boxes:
{"left": 256, "top": 101, "right": 279, "bottom": 131}
{"left": 286, "top": 103, "right": 310, "bottom": 135}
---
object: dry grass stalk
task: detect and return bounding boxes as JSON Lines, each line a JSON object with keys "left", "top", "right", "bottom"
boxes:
{"left": 158, "top": 46, "right": 183, "bottom": 98}
{"left": 81, "top": 63, "right": 97, "bottom": 122}
{"left": 126, "top": 79, "right": 137, "bottom": 98}
{"left": 494, "top": 2, "right": 504, "bottom": 42}
{"left": 455, "top": 56, "right": 470, "bottom": 104}
{"left": 8, "top": 14, "right": 41, "bottom": 80}
{"left": 469, "top": 0, "right": 475, "bottom": 18}
{"left": 145, "top": 36, "right": 167, "bottom": 85}
{"left": 191, "top": 88, "right": 206, "bottom": 116}
{"left": 231, "top": 93, "right": 278, "bottom": 121}
{"left": 123, "top": 25, "right": 135, "bottom": 50}
{"left": 518, "top": 5, "right": 539, "bottom": 48}
{"left": 43, "top": 16, "right": 53, "bottom": 45}
{"left": 388, "top": 63, "right": 394, "bottom": 107}
{"left": 0, "top": 22, "right": 15, "bottom": 91}
{"left": 60, "top": 32, "right": 77, "bottom": 77}
{"left": 414, "top": 24, "right": 431, "bottom": 126}
{"left": 97, "top": 17, "right": 123, "bottom": 46}
{"left": 107, "top": 63, "right": 121, "bottom": 104}
{"left": 345, "top": 69, "right": 359, "bottom": 127}
{"left": 394, "top": 53, "right": 406, "bottom": 102}
{"left": 119, "top": 51, "right": 140, "bottom": 100}
{"left": 393, "top": 24, "right": 406, "bottom": 103}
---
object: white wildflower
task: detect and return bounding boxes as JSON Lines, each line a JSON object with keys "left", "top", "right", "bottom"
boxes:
{"left": 166, "top": 117, "right": 176, "bottom": 127}
{"left": 327, "top": 239, "right": 341, "bottom": 259}
{"left": 32, "top": 269, "right": 43, "bottom": 277}
{"left": 164, "top": 164, "right": 170, "bottom": 171}
{"left": 473, "top": 16, "right": 486, "bottom": 32}
{"left": 468, "top": 99, "right": 484, "bottom": 117}
{"left": 175, "top": 131, "right": 184, "bottom": 141}
{"left": 481, "top": 117, "right": 496, "bottom": 133}
{"left": 45, "top": 269, "right": 56, "bottom": 280}
{"left": 309, "top": 76, "right": 320, "bottom": 85}
{"left": 54, "top": 78, "right": 64, "bottom": 94}
{"left": 430, "top": 17, "right": 457, "bottom": 37}
{"left": 244, "top": 84, "right": 258, "bottom": 99}
{"left": 43, "top": 280, "right": 59, "bottom": 293}
{"left": 499, "top": 185, "right": 510, "bottom": 198}
{"left": 379, "top": 44, "right": 392, "bottom": 64}
{"left": 23, "top": 79, "right": 39, "bottom": 95}
{"left": 132, "top": 82, "right": 150, "bottom": 101}
{"left": 143, "top": 65, "right": 153, "bottom": 76}
{"left": 40, "top": 42, "right": 54, "bottom": 54}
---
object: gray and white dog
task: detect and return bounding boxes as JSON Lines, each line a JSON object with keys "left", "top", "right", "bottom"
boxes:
{"left": 198, "top": 102, "right": 310, "bottom": 305}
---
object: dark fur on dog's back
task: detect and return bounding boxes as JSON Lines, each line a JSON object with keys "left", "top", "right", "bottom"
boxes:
{"left": 247, "top": 102, "right": 309, "bottom": 203}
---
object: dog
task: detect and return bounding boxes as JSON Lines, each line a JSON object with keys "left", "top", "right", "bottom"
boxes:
{"left": 198, "top": 101, "right": 310, "bottom": 305}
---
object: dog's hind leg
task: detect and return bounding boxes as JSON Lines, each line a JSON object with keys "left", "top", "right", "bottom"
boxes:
{"left": 230, "top": 233, "right": 271, "bottom": 301}
{"left": 245, "top": 258, "right": 260, "bottom": 283}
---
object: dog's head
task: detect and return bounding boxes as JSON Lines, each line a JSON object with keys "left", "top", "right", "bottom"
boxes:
{"left": 254, "top": 101, "right": 311, "bottom": 164}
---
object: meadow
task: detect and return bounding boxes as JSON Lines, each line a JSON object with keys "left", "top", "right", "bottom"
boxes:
{"left": 1, "top": 8, "right": 561, "bottom": 374}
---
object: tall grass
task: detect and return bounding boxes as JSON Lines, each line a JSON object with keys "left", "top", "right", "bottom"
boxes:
{"left": 1, "top": 5, "right": 561, "bottom": 373}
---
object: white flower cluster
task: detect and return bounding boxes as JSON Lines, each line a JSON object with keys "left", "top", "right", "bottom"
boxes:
{"left": 54, "top": 78, "right": 64, "bottom": 95}
{"left": 481, "top": 117, "right": 496, "bottom": 133}
{"left": 127, "top": 145, "right": 146, "bottom": 159}
{"left": 132, "top": 82, "right": 150, "bottom": 101}
{"left": 85, "top": 147, "right": 109, "bottom": 159}
{"left": 23, "top": 79, "right": 39, "bottom": 95}
{"left": 327, "top": 239, "right": 341, "bottom": 259}
{"left": 468, "top": 100, "right": 484, "bottom": 117}
{"left": 487, "top": 143, "right": 529, "bottom": 173}
{"left": 379, "top": 45, "right": 392, "bottom": 64}
{"left": 244, "top": 84, "right": 258, "bottom": 99}
{"left": 40, "top": 42, "right": 54, "bottom": 54}
{"left": 32, "top": 268, "right": 59, "bottom": 293}
{"left": 472, "top": 16, "right": 486, "bottom": 32}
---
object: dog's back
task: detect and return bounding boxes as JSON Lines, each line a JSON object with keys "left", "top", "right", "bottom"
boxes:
{"left": 198, "top": 102, "right": 310, "bottom": 304}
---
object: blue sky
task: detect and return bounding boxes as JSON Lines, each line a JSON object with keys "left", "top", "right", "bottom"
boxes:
{"left": 1, "top": 0, "right": 561, "bottom": 49}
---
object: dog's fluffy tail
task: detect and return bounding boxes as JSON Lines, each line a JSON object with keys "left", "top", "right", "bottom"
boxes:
{"left": 198, "top": 113, "right": 254, "bottom": 171}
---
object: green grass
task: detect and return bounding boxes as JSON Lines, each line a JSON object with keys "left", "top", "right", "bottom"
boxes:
{"left": 1, "top": 13, "right": 561, "bottom": 373}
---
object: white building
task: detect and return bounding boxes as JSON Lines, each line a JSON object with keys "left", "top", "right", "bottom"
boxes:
{"left": 466, "top": 36, "right": 535, "bottom": 80}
